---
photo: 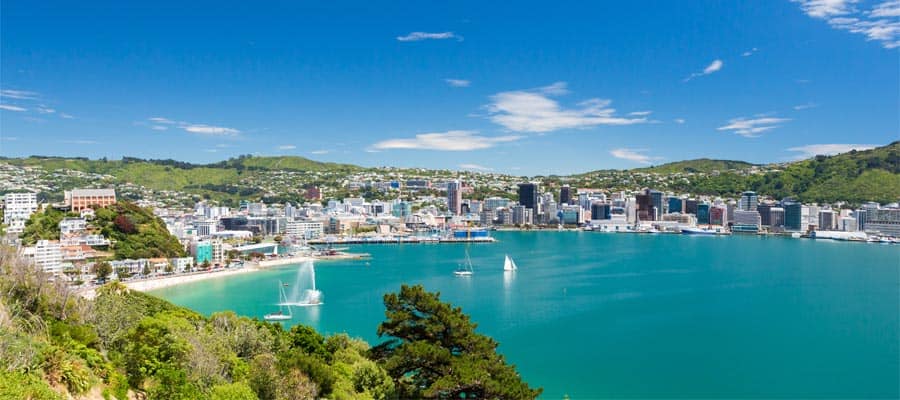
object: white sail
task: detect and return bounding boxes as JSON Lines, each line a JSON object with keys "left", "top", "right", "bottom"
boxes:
{"left": 504, "top": 255, "right": 517, "bottom": 271}
{"left": 455, "top": 248, "right": 475, "bottom": 276}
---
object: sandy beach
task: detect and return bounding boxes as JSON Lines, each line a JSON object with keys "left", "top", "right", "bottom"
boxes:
{"left": 77, "top": 266, "right": 259, "bottom": 299}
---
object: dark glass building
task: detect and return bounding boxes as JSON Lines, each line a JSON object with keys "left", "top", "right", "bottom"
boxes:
{"left": 782, "top": 198, "right": 803, "bottom": 231}
{"left": 757, "top": 203, "right": 773, "bottom": 227}
{"left": 560, "top": 185, "right": 573, "bottom": 205}
{"left": 685, "top": 199, "right": 699, "bottom": 215}
{"left": 517, "top": 183, "right": 539, "bottom": 211}
{"left": 590, "top": 202, "right": 611, "bottom": 220}
{"left": 667, "top": 197, "right": 683, "bottom": 213}
{"left": 697, "top": 203, "right": 710, "bottom": 225}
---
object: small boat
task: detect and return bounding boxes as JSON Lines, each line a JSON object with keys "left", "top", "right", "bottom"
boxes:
{"left": 681, "top": 227, "right": 717, "bottom": 235}
{"left": 454, "top": 248, "right": 474, "bottom": 276}
{"left": 264, "top": 281, "right": 293, "bottom": 321}
{"left": 503, "top": 254, "right": 518, "bottom": 271}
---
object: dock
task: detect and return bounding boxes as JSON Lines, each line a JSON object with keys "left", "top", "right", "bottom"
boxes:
{"left": 308, "top": 236, "right": 496, "bottom": 245}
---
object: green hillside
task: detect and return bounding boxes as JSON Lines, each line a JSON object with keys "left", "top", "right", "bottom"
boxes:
{"left": 635, "top": 158, "right": 757, "bottom": 174}
{"left": 214, "top": 155, "right": 361, "bottom": 172}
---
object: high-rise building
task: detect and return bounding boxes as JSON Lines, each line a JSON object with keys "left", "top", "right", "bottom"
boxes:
{"left": 447, "top": 180, "right": 462, "bottom": 215}
{"left": 710, "top": 205, "right": 726, "bottom": 226}
{"left": 590, "top": 202, "right": 611, "bottom": 220}
{"left": 685, "top": 199, "right": 699, "bottom": 215}
{"left": 818, "top": 209, "right": 835, "bottom": 231}
{"left": 635, "top": 191, "right": 655, "bottom": 221}
{"left": 484, "top": 197, "right": 508, "bottom": 212}
{"left": 560, "top": 185, "right": 573, "bottom": 205}
{"left": 781, "top": 198, "right": 803, "bottom": 231}
{"left": 865, "top": 208, "right": 900, "bottom": 236}
{"left": 697, "top": 203, "right": 710, "bottom": 225}
{"left": 667, "top": 197, "right": 683, "bottom": 213}
{"left": 770, "top": 207, "right": 785, "bottom": 231}
{"left": 649, "top": 190, "right": 664, "bottom": 221}
{"left": 739, "top": 191, "right": 758, "bottom": 212}
{"left": 517, "top": 183, "right": 539, "bottom": 211}
{"left": 733, "top": 210, "right": 761, "bottom": 233}
{"left": 3, "top": 192, "right": 38, "bottom": 234}
{"left": 757, "top": 203, "right": 773, "bottom": 227}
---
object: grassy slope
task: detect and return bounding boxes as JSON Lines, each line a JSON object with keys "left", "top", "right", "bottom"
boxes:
{"left": 635, "top": 158, "right": 756, "bottom": 174}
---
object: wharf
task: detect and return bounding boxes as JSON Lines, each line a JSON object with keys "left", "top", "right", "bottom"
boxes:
{"left": 308, "top": 236, "right": 496, "bottom": 245}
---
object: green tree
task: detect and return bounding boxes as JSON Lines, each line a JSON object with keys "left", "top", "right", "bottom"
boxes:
{"left": 93, "top": 261, "right": 112, "bottom": 282}
{"left": 373, "top": 284, "right": 541, "bottom": 399}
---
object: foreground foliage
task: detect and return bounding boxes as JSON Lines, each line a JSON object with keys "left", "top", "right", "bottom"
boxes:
{"left": 0, "top": 246, "right": 539, "bottom": 399}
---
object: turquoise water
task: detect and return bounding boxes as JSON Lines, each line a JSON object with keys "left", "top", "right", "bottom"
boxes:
{"left": 152, "top": 232, "right": 900, "bottom": 398}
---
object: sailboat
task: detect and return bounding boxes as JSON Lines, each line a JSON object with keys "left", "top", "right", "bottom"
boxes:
{"left": 503, "top": 254, "right": 518, "bottom": 271}
{"left": 264, "top": 281, "right": 293, "bottom": 321}
{"left": 454, "top": 248, "right": 474, "bottom": 276}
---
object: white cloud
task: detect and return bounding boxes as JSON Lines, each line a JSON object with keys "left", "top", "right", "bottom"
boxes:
{"left": 59, "top": 113, "right": 74, "bottom": 119}
{"left": 0, "top": 104, "right": 27, "bottom": 112}
{"left": 610, "top": 148, "right": 662, "bottom": 165}
{"left": 310, "top": 150, "right": 330, "bottom": 155}
{"left": 148, "top": 117, "right": 176, "bottom": 124}
{"left": 371, "top": 130, "right": 521, "bottom": 151}
{"left": 0, "top": 89, "right": 39, "bottom": 100}
{"left": 792, "top": 0, "right": 857, "bottom": 18}
{"left": 182, "top": 124, "right": 240, "bottom": 136}
{"left": 787, "top": 143, "right": 877, "bottom": 158}
{"left": 445, "top": 79, "right": 471, "bottom": 87}
{"left": 717, "top": 116, "right": 791, "bottom": 137}
{"left": 61, "top": 139, "right": 97, "bottom": 145}
{"left": 204, "top": 149, "right": 219, "bottom": 153}
{"left": 793, "top": 0, "right": 900, "bottom": 48}
{"left": 459, "top": 163, "right": 493, "bottom": 171}
{"left": 278, "top": 144, "right": 296, "bottom": 150}
{"left": 742, "top": 47, "right": 759, "bottom": 56}
{"left": 36, "top": 106, "right": 55, "bottom": 114}
{"left": 151, "top": 126, "right": 168, "bottom": 131}
{"left": 674, "top": 118, "right": 686, "bottom": 124}
{"left": 628, "top": 110, "right": 653, "bottom": 116}
{"left": 484, "top": 82, "right": 647, "bottom": 133}
{"left": 397, "top": 31, "right": 462, "bottom": 42}
{"left": 793, "top": 102, "right": 818, "bottom": 110}
{"left": 684, "top": 59, "right": 724, "bottom": 81}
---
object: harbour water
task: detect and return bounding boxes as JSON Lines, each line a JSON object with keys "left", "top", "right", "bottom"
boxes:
{"left": 152, "top": 231, "right": 899, "bottom": 398}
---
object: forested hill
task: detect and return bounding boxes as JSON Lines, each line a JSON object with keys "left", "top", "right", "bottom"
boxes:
{"left": 634, "top": 158, "right": 757, "bottom": 174}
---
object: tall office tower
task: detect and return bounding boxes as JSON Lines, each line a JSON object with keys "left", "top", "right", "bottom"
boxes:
{"left": 447, "top": 180, "right": 462, "bottom": 215}
{"left": 517, "top": 183, "right": 539, "bottom": 211}
{"left": 649, "top": 190, "right": 664, "bottom": 220}
{"left": 560, "top": 185, "right": 573, "bottom": 205}
{"left": 739, "top": 191, "right": 758, "bottom": 211}
{"left": 667, "top": 196, "right": 683, "bottom": 213}
{"left": 781, "top": 198, "right": 803, "bottom": 231}
{"left": 757, "top": 203, "right": 773, "bottom": 227}
{"left": 636, "top": 190, "right": 655, "bottom": 221}
{"left": 697, "top": 203, "right": 710, "bottom": 225}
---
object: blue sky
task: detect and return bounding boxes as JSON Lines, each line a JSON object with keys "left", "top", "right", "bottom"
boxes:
{"left": 0, "top": 0, "right": 897, "bottom": 175}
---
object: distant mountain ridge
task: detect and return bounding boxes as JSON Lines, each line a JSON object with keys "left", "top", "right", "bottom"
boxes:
{"left": 2, "top": 142, "right": 898, "bottom": 204}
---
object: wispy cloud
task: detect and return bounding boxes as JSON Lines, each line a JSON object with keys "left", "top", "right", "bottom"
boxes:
{"left": 147, "top": 117, "right": 240, "bottom": 136}
{"left": 787, "top": 143, "right": 877, "bottom": 159}
{"left": 610, "top": 148, "right": 662, "bottom": 165}
{"left": 0, "top": 89, "right": 39, "bottom": 100}
{"left": 742, "top": 47, "right": 759, "bottom": 56}
{"left": 674, "top": 118, "right": 686, "bottom": 124}
{"left": 183, "top": 124, "right": 240, "bottom": 135}
{"left": 792, "top": 0, "right": 900, "bottom": 48}
{"left": 148, "top": 117, "right": 176, "bottom": 124}
{"left": 59, "top": 113, "right": 74, "bottom": 119}
{"left": 484, "top": 82, "right": 647, "bottom": 133}
{"left": 310, "top": 150, "right": 330, "bottom": 155}
{"left": 628, "top": 110, "right": 653, "bottom": 116}
{"left": 151, "top": 126, "right": 168, "bottom": 131}
{"left": 397, "top": 31, "right": 462, "bottom": 42}
{"left": 445, "top": 79, "right": 471, "bottom": 87}
{"left": 793, "top": 102, "right": 819, "bottom": 110}
{"left": 718, "top": 116, "right": 791, "bottom": 137}
{"left": 684, "top": 59, "right": 724, "bottom": 82}
{"left": 278, "top": 144, "right": 296, "bottom": 150}
{"left": 0, "top": 104, "right": 27, "bottom": 112}
{"left": 36, "top": 106, "right": 55, "bottom": 114}
{"left": 371, "top": 130, "right": 521, "bottom": 151}
{"left": 459, "top": 163, "right": 493, "bottom": 171}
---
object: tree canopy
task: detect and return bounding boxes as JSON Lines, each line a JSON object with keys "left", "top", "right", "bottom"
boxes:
{"left": 373, "top": 284, "right": 542, "bottom": 399}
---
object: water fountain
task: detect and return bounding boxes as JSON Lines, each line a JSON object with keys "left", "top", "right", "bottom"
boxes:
{"left": 282, "top": 260, "right": 323, "bottom": 306}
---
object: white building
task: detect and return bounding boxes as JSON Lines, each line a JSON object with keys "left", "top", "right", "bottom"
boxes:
{"left": 3, "top": 192, "right": 38, "bottom": 234}
{"left": 33, "top": 240, "right": 63, "bottom": 274}
{"left": 59, "top": 217, "right": 87, "bottom": 235}
{"left": 286, "top": 221, "right": 324, "bottom": 239}
{"left": 195, "top": 219, "right": 218, "bottom": 236}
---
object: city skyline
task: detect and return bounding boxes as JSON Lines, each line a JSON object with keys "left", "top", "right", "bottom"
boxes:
{"left": 1, "top": 1, "right": 898, "bottom": 175}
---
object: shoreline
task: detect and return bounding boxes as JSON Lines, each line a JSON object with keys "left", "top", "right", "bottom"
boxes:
{"left": 77, "top": 266, "right": 260, "bottom": 299}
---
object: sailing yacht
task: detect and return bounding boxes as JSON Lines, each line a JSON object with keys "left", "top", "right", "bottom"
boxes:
{"left": 264, "top": 281, "right": 293, "bottom": 321}
{"left": 503, "top": 254, "right": 518, "bottom": 271}
{"left": 454, "top": 248, "right": 474, "bottom": 276}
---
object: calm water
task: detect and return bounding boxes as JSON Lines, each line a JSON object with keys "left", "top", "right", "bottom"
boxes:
{"left": 152, "top": 232, "right": 900, "bottom": 398}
